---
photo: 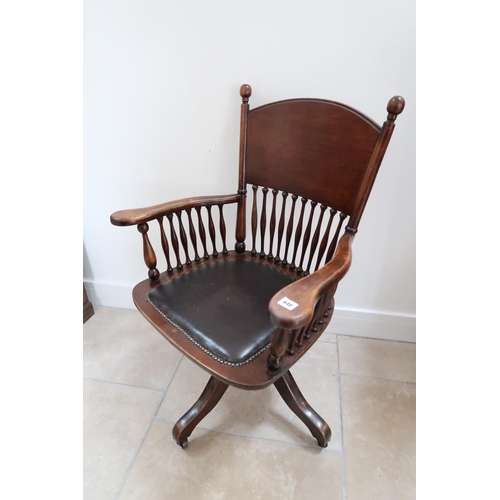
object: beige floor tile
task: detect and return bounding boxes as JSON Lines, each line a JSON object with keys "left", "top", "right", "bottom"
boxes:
{"left": 157, "top": 343, "right": 341, "bottom": 451}
{"left": 83, "top": 307, "right": 182, "bottom": 390}
{"left": 83, "top": 379, "right": 163, "bottom": 500}
{"left": 338, "top": 336, "right": 416, "bottom": 383}
{"left": 119, "top": 420, "right": 343, "bottom": 500}
{"left": 318, "top": 331, "right": 337, "bottom": 343}
{"left": 341, "top": 375, "right": 416, "bottom": 500}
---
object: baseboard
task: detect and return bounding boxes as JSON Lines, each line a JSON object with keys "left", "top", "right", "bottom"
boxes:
{"left": 83, "top": 281, "right": 416, "bottom": 343}
{"left": 325, "top": 308, "right": 416, "bottom": 343}
{"left": 83, "top": 281, "right": 135, "bottom": 310}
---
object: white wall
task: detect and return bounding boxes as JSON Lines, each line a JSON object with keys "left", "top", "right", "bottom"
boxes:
{"left": 84, "top": 0, "right": 415, "bottom": 339}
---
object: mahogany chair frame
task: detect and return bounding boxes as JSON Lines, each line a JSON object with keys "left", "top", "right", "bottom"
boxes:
{"left": 110, "top": 85, "right": 404, "bottom": 449}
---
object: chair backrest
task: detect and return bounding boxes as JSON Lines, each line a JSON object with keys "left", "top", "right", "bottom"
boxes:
{"left": 246, "top": 98, "right": 380, "bottom": 216}
{"left": 234, "top": 84, "right": 404, "bottom": 267}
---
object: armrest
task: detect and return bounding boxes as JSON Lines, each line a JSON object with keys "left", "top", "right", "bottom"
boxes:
{"left": 110, "top": 193, "right": 240, "bottom": 227}
{"left": 268, "top": 232, "right": 354, "bottom": 330}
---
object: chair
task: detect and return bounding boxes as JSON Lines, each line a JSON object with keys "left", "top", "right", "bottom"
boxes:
{"left": 110, "top": 84, "right": 405, "bottom": 449}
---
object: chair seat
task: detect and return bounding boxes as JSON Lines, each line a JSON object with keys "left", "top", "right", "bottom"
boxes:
{"left": 146, "top": 259, "right": 296, "bottom": 365}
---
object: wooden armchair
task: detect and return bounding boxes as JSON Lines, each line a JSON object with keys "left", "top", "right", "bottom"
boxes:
{"left": 110, "top": 85, "right": 405, "bottom": 449}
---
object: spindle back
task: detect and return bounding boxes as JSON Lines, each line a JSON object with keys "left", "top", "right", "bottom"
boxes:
{"left": 235, "top": 85, "right": 404, "bottom": 257}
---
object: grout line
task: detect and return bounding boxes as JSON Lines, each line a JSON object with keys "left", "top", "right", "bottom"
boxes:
{"left": 335, "top": 333, "right": 416, "bottom": 344}
{"left": 114, "top": 355, "right": 184, "bottom": 500}
{"left": 339, "top": 372, "right": 416, "bottom": 385}
{"left": 83, "top": 377, "right": 164, "bottom": 393}
{"left": 199, "top": 427, "right": 340, "bottom": 453}
{"left": 336, "top": 341, "right": 347, "bottom": 500}
{"left": 153, "top": 419, "right": 342, "bottom": 454}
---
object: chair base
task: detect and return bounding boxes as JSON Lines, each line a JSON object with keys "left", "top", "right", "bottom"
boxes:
{"left": 274, "top": 371, "right": 332, "bottom": 448}
{"left": 172, "top": 376, "right": 229, "bottom": 448}
{"left": 172, "top": 370, "right": 331, "bottom": 449}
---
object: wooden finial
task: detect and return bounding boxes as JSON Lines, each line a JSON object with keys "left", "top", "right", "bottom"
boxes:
{"left": 240, "top": 84, "right": 252, "bottom": 103}
{"left": 386, "top": 95, "right": 405, "bottom": 122}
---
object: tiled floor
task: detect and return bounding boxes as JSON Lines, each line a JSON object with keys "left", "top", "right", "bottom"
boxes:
{"left": 84, "top": 307, "right": 416, "bottom": 500}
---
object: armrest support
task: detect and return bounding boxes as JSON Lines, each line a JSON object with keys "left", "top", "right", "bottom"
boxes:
{"left": 269, "top": 232, "right": 354, "bottom": 330}
{"left": 110, "top": 193, "right": 240, "bottom": 227}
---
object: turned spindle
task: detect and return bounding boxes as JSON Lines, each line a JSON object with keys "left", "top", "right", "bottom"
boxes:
{"left": 186, "top": 209, "right": 200, "bottom": 262}
{"left": 259, "top": 187, "right": 268, "bottom": 258}
{"left": 158, "top": 217, "right": 173, "bottom": 273}
{"left": 268, "top": 328, "right": 290, "bottom": 370}
{"left": 282, "top": 194, "right": 297, "bottom": 267}
{"left": 218, "top": 204, "right": 228, "bottom": 254}
{"left": 176, "top": 212, "right": 191, "bottom": 266}
{"left": 195, "top": 206, "right": 209, "bottom": 260}
{"left": 297, "top": 200, "right": 317, "bottom": 274}
{"left": 315, "top": 208, "right": 336, "bottom": 272}
{"left": 268, "top": 189, "right": 278, "bottom": 259}
{"left": 251, "top": 185, "right": 258, "bottom": 255}
{"left": 325, "top": 213, "right": 347, "bottom": 263}
{"left": 290, "top": 197, "right": 307, "bottom": 269}
{"left": 137, "top": 223, "right": 159, "bottom": 280}
{"left": 207, "top": 205, "right": 218, "bottom": 257}
{"left": 306, "top": 204, "right": 327, "bottom": 274}
{"left": 275, "top": 191, "right": 288, "bottom": 263}
{"left": 287, "top": 328, "right": 303, "bottom": 356}
{"left": 167, "top": 213, "right": 182, "bottom": 269}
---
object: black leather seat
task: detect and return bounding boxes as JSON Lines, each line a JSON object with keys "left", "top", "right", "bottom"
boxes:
{"left": 146, "top": 259, "right": 296, "bottom": 366}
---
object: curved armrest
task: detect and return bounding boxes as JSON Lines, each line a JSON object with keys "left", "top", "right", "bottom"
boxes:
{"left": 110, "top": 193, "right": 240, "bottom": 227}
{"left": 269, "top": 233, "right": 354, "bottom": 330}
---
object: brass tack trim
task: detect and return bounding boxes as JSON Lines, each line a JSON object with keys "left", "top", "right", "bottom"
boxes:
{"left": 145, "top": 293, "right": 270, "bottom": 367}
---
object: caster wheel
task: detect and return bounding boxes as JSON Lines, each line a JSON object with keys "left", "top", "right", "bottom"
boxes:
{"left": 179, "top": 440, "right": 188, "bottom": 449}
